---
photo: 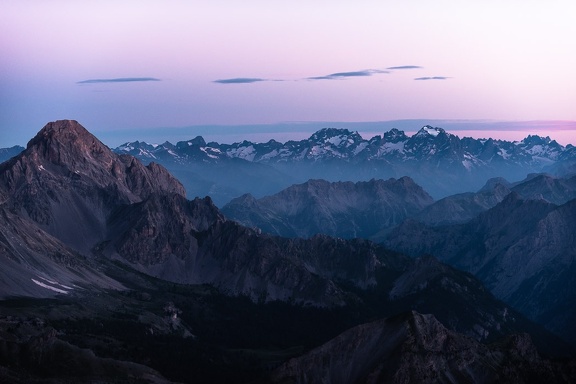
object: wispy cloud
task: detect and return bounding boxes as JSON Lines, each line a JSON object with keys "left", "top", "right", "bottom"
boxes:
{"left": 307, "top": 69, "right": 389, "bottom": 80}
{"left": 77, "top": 77, "right": 161, "bottom": 84}
{"left": 414, "top": 76, "right": 451, "bottom": 81}
{"left": 213, "top": 78, "right": 267, "bottom": 84}
{"left": 387, "top": 65, "right": 422, "bottom": 70}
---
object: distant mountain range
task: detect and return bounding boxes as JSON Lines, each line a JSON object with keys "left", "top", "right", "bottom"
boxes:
{"left": 2, "top": 120, "right": 575, "bottom": 382}
{"left": 3, "top": 125, "right": 575, "bottom": 207}
{"left": 111, "top": 126, "right": 576, "bottom": 205}
{"left": 0, "top": 145, "right": 24, "bottom": 164}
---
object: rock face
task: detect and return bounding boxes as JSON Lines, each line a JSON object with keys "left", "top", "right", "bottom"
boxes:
{"left": 386, "top": 192, "right": 576, "bottom": 344}
{"left": 222, "top": 177, "right": 433, "bottom": 239}
{"left": 271, "top": 311, "right": 576, "bottom": 384}
{"left": 0, "top": 206, "right": 123, "bottom": 298}
{"left": 0, "top": 120, "right": 185, "bottom": 253}
{"left": 414, "top": 180, "right": 512, "bottom": 226}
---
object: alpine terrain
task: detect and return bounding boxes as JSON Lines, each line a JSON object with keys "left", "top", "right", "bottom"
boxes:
{"left": 0, "top": 120, "right": 574, "bottom": 383}
{"left": 113, "top": 126, "right": 576, "bottom": 206}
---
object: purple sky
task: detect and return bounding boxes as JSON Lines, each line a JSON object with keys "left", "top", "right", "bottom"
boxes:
{"left": 1, "top": 1, "right": 576, "bottom": 147}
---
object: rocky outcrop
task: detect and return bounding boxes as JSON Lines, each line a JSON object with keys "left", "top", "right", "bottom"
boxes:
{"left": 271, "top": 311, "right": 576, "bottom": 384}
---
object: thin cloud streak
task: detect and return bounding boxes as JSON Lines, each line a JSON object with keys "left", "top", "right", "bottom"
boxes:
{"left": 387, "top": 65, "right": 422, "bottom": 70}
{"left": 307, "top": 69, "right": 389, "bottom": 80}
{"left": 77, "top": 77, "right": 161, "bottom": 84}
{"left": 213, "top": 78, "right": 267, "bottom": 84}
{"left": 414, "top": 76, "right": 451, "bottom": 81}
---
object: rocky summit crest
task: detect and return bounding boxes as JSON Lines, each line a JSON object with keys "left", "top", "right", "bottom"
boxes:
{"left": 26, "top": 120, "right": 114, "bottom": 166}
{"left": 1, "top": 120, "right": 185, "bottom": 201}
{"left": 0, "top": 120, "right": 186, "bottom": 252}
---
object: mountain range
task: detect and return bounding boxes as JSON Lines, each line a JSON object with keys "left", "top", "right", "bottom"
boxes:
{"left": 219, "top": 166, "right": 576, "bottom": 348}
{"left": 112, "top": 125, "right": 576, "bottom": 206}
{"left": 386, "top": 191, "right": 576, "bottom": 346}
{"left": 1, "top": 120, "right": 575, "bottom": 383}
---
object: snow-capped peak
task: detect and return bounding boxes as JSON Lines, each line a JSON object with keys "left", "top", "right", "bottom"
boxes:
{"left": 416, "top": 126, "right": 444, "bottom": 137}
{"left": 309, "top": 128, "right": 360, "bottom": 144}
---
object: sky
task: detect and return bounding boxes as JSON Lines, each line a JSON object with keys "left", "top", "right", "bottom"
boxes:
{"left": 1, "top": 0, "right": 576, "bottom": 147}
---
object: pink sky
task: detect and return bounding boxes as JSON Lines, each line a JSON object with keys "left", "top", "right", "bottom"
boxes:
{"left": 1, "top": 1, "right": 575, "bottom": 146}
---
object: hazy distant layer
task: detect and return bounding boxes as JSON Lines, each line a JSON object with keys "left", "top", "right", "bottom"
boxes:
{"left": 95, "top": 120, "right": 576, "bottom": 148}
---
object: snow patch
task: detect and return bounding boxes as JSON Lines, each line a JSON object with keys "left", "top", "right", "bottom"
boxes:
{"left": 417, "top": 126, "right": 442, "bottom": 137}
{"left": 379, "top": 141, "right": 406, "bottom": 154}
{"left": 200, "top": 147, "right": 219, "bottom": 159}
{"left": 260, "top": 149, "right": 280, "bottom": 160}
{"left": 38, "top": 165, "right": 45, "bottom": 171}
{"left": 227, "top": 145, "right": 256, "bottom": 161}
{"left": 37, "top": 276, "right": 74, "bottom": 290}
{"left": 498, "top": 149, "right": 511, "bottom": 159}
{"left": 31, "top": 279, "right": 69, "bottom": 294}
{"left": 353, "top": 142, "right": 368, "bottom": 155}
{"left": 327, "top": 135, "right": 346, "bottom": 146}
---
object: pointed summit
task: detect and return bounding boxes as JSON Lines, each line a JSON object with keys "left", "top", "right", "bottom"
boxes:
{"left": 415, "top": 125, "right": 446, "bottom": 138}
{"left": 3, "top": 119, "right": 185, "bottom": 201}
{"left": 26, "top": 120, "right": 116, "bottom": 170}
{"left": 0, "top": 120, "right": 185, "bottom": 251}
{"left": 308, "top": 128, "right": 363, "bottom": 146}
{"left": 383, "top": 128, "right": 408, "bottom": 143}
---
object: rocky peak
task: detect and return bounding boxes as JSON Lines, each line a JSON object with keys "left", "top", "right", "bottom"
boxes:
{"left": 415, "top": 125, "right": 446, "bottom": 138}
{"left": 0, "top": 145, "right": 25, "bottom": 164}
{"left": 308, "top": 128, "right": 362, "bottom": 146}
{"left": 177, "top": 136, "right": 206, "bottom": 148}
{"left": 383, "top": 128, "right": 409, "bottom": 143}
{"left": 271, "top": 311, "right": 571, "bottom": 384}
{"left": 26, "top": 120, "right": 115, "bottom": 169}
{"left": 0, "top": 120, "right": 186, "bottom": 252}
{"left": 479, "top": 177, "right": 512, "bottom": 192}
{"left": 3, "top": 120, "right": 185, "bottom": 200}
{"left": 521, "top": 134, "right": 551, "bottom": 146}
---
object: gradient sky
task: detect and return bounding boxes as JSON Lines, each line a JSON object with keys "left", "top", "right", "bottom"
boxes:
{"left": 1, "top": 0, "right": 576, "bottom": 147}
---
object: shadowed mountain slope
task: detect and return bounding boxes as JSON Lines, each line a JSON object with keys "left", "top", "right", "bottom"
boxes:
{"left": 222, "top": 177, "right": 433, "bottom": 239}
{"left": 387, "top": 193, "right": 576, "bottom": 344}
{"left": 414, "top": 173, "right": 576, "bottom": 226}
